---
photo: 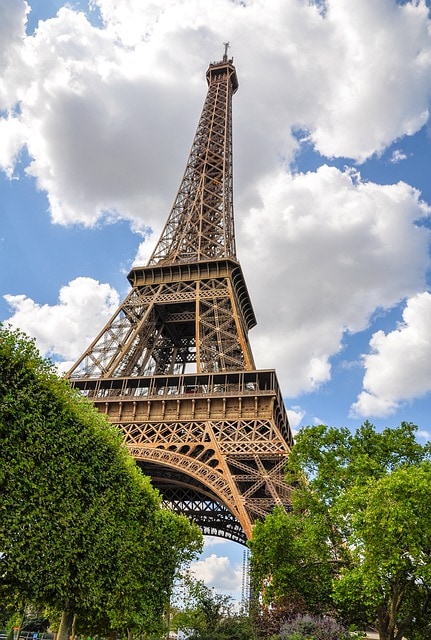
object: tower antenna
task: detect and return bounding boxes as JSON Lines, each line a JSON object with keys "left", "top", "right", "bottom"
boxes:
{"left": 223, "top": 41, "right": 230, "bottom": 61}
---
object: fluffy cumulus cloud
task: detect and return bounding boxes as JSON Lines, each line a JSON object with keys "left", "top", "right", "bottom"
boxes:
{"left": 286, "top": 406, "right": 306, "bottom": 431}
{"left": 351, "top": 292, "right": 431, "bottom": 417}
{"left": 241, "top": 165, "right": 430, "bottom": 396}
{"left": 189, "top": 553, "right": 242, "bottom": 593}
{"left": 301, "top": 0, "right": 431, "bottom": 160}
{"left": 1, "top": 0, "right": 431, "bottom": 228}
{"left": 0, "top": 0, "right": 29, "bottom": 107}
{"left": 0, "top": 0, "right": 30, "bottom": 174}
{"left": 4, "top": 277, "right": 119, "bottom": 368}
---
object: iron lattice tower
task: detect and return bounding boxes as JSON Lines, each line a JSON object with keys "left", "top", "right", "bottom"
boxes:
{"left": 67, "top": 51, "right": 294, "bottom": 545}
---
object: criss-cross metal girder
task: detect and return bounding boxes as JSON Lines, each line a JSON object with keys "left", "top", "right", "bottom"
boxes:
{"left": 148, "top": 58, "right": 238, "bottom": 265}
{"left": 67, "top": 54, "right": 294, "bottom": 544}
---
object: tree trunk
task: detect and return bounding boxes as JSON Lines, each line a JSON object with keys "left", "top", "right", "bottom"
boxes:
{"left": 377, "top": 605, "right": 391, "bottom": 640}
{"left": 71, "top": 615, "right": 77, "bottom": 640}
{"left": 377, "top": 584, "right": 403, "bottom": 640}
{"left": 57, "top": 608, "right": 75, "bottom": 640}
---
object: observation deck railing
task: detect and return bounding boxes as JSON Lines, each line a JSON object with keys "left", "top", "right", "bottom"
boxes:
{"left": 70, "top": 369, "right": 294, "bottom": 447}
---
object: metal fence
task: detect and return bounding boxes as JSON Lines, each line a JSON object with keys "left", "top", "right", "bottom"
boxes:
{"left": 0, "top": 632, "right": 54, "bottom": 640}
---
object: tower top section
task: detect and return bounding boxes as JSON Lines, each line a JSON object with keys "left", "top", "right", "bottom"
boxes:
{"left": 147, "top": 51, "right": 239, "bottom": 266}
{"left": 206, "top": 44, "right": 239, "bottom": 94}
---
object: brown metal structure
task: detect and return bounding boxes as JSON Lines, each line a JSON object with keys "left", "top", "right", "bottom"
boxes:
{"left": 67, "top": 50, "right": 293, "bottom": 545}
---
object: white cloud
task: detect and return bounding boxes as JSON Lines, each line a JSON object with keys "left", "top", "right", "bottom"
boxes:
{"left": 0, "top": 0, "right": 29, "bottom": 109}
{"left": 189, "top": 553, "right": 242, "bottom": 593}
{"left": 302, "top": 0, "right": 431, "bottom": 160}
{"left": 240, "top": 165, "right": 430, "bottom": 396}
{"left": 286, "top": 406, "right": 306, "bottom": 430}
{"left": 3, "top": 277, "right": 119, "bottom": 361}
{"left": 0, "top": 0, "right": 431, "bottom": 230}
{"left": 351, "top": 292, "right": 431, "bottom": 418}
{"left": 203, "top": 536, "right": 230, "bottom": 548}
{"left": 0, "top": 116, "right": 25, "bottom": 177}
{"left": 390, "top": 149, "right": 408, "bottom": 164}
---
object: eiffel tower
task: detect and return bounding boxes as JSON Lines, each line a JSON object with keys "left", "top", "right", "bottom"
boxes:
{"left": 67, "top": 47, "right": 294, "bottom": 545}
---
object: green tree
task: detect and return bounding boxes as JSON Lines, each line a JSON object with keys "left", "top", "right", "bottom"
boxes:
{"left": 250, "top": 422, "right": 431, "bottom": 640}
{"left": 250, "top": 503, "right": 340, "bottom": 617}
{"left": 102, "top": 508, "right": 202, "bottom": 638}
{"left": 333, "top": 463, "right": 431, "bottom": 640}
{"left": 0, "top": 325, "right": 202, "bottom": 639}
{"left": 172, "top": 577, "right": 256, "bottom": 640}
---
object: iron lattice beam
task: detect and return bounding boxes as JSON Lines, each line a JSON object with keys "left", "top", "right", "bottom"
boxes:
{"left": 138, "top": 466, "right": 247, "bottom": 545}
{"left": 148, "top": 59, "right": 238, "bottom": 265}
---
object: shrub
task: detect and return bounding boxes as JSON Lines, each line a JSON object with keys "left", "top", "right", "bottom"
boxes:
{"left": 279, "top": 614, "right": 352, "bottom": 640}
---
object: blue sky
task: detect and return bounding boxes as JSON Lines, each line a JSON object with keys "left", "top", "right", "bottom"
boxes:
{"left": 1, "top": 0, "right": 431, "bottom": 601}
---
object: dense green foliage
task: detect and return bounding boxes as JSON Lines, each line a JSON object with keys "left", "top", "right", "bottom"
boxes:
{"left": 250, "top": 422, "right": 431, "bottom": 640}
{"left": 0, "top": 325, "right": 202, "bottom": 639}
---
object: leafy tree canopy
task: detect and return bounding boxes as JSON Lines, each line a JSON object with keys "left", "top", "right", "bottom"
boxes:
{"left": 0, "top": 325, "right": 202, "bottom": 639}
{"left": 250, "top": 422, "right": 431, "bottom": 640}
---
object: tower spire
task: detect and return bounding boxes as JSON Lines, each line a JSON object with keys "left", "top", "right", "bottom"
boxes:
{"left": 148, "top": 53, "right": 238, "bottom": 266}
